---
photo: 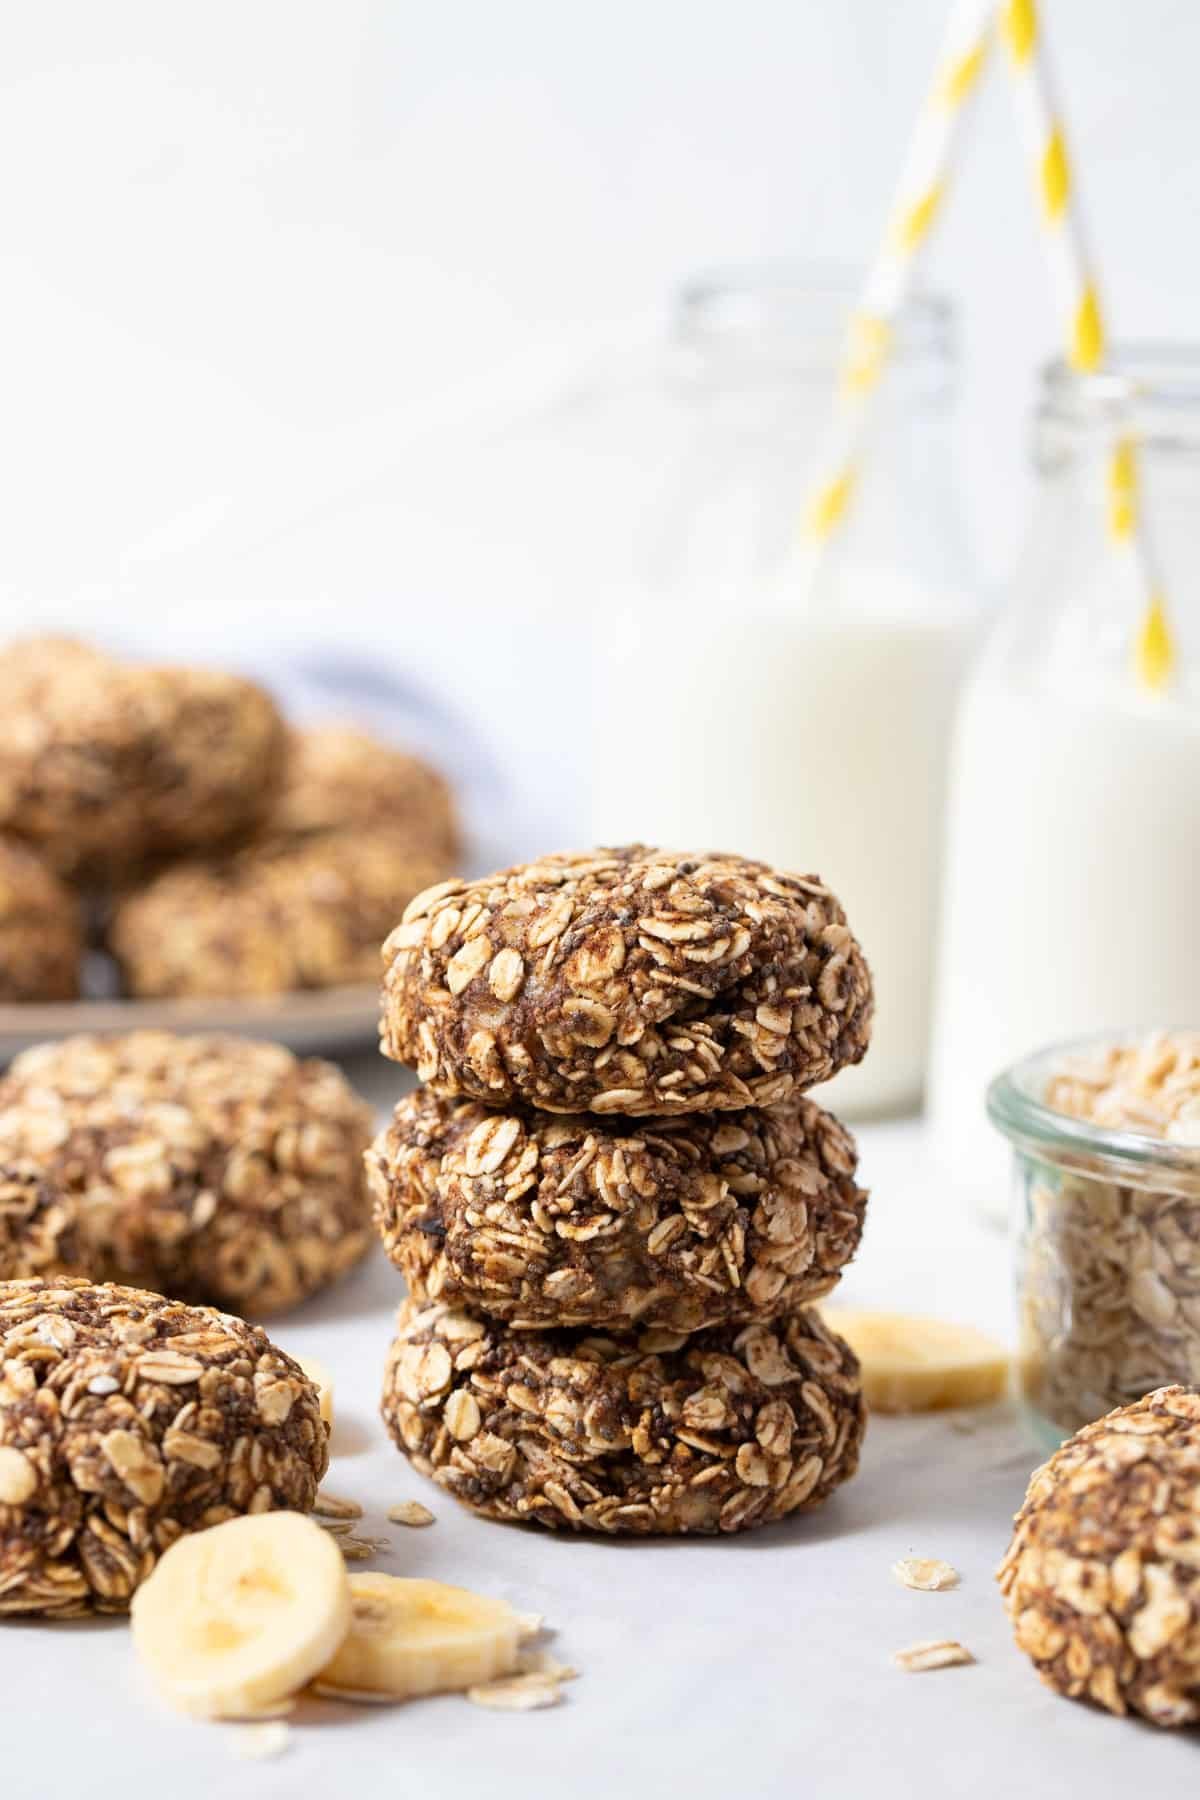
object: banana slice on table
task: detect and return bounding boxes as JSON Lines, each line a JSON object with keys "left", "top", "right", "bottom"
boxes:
{"left": 314, "top": 1575, "right": 526, "bottom": 1703}
{"left": 131, "top": 1513, "right": 351, "bottom": 1720}
{"left": 821, "top": 1308, "right": 1010, "bottom": 1413}
{"left": 294, "top": 1354, "right": 334, "bottom": 1428}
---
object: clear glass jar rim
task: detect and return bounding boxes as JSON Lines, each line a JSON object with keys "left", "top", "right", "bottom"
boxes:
{"left": 987, "top": 1030, "right": 1200, "bottom": 1176}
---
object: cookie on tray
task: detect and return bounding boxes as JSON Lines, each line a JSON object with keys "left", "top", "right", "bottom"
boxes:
{"left": 110, "top": 834, "right": 448, "bottom": 996}
{"left": 999, "top": 1386, "right": 1200, "bottom": 1726}
{"left": 0, "top": 1276, "right": 327, "bottom": 1615}
{"left": 0, "top": 836, "right": 82, "bottom": 1001}
{"left": 0, "top": 638, "right": 285, "bottom": 884}
{"left": 0, "top": 637, "right": 150, "bottom": 884}
{"left": 381, "top": 1297, "right": 864, "bottom": 1535}
{"left": 369, "top": 1087, "right": 868, "bottom": 1332}
{"left": 380, "top": 847, "right": 873, "bottom": 1116}
{"left": 0, "top": 1033, "right": 374, "bottom": 1316}
{"left": 271, "top": 725, "right": 461, "bottom": 864}
{"left": 123, "top": 664, "right": 286, "bottom": 865}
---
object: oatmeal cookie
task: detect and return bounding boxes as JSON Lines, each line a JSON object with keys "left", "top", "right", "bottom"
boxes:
{"left": 369, "top": 1088, "right": 867, "bottom": 1331}
{"left": 123, "top": 664, "right": 286, "bottom": 864}
{"left": 381, "top": 1297, "right": 864, "bottom": 1535}
{"left": 0, "top": 639, "right": 285, "bottom": 884}
{"left": 380, "top": 848, "right": 873, "bottom": 1116}
{"left": 999, "top": 1386, "right": 1200, "bottom": 1725}
{"left": 0, "top": 1033, "right": 373, "bottom": 1316}
{"left": 111, "top": 833, "right": 447, "bottom": 996}
{"left": 0, "top": 1275, "right": 327, "bottom": 1615}
{"left": 0, "top": 836, "right": 82, "bottom": 1000}
{"left": 111, "top": 856, "right": 297, "bottom": 996}
{"left": 272, "top": 725, "right": 461, "bottom": 864}
{"left": 0, "top": 637, "right": 149, "bottom": 883}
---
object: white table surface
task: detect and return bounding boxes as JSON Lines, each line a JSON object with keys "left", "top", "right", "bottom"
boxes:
{"left": 5, "top": 1053, "right": 1195, "bottom": 1798}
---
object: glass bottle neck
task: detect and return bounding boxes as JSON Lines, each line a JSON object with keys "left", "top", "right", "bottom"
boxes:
{"left": 638, "top": 264, "right": 969, "bottom": 613}
{"left": 670, "top": 263, "right": 956, "bottom": 413}
{"left": 986, "top": 349, "right": 1200, "bottom": 707}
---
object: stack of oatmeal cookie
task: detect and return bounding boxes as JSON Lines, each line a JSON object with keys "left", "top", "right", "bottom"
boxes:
{"left": 369, "top": 846, "right": 876, "bottom": 1538}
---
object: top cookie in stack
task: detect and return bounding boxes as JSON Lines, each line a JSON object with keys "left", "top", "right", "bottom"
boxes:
{"left": 370, "top": 848, "right": 875, "bottom": 1537}
{"left": 379, "top": 847, "right": 872, "bottom": 1117}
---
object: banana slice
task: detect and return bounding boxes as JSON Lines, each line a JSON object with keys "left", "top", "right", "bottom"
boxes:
{"left": 821, "top": 1308, "right": 1010, "bottom": 1413}
{"left": 314, "top": 1575, "right": 525, "bottom": 1702}
{"left": 131, "top": 1512, "right": 351, "bottom": 1719}
{"left": 295, "top": 1354, "right": 334, "bottom": 1428}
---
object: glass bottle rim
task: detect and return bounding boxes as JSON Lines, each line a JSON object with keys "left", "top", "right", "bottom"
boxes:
{"left": 673, "top": 260, "right": 954, "bottom": 372}
{"left": 987, "top": 1030, "right": 1200, "bottom": 1182}
{"left": 1039, "top": 344, "right": 1200, "bottom": 434}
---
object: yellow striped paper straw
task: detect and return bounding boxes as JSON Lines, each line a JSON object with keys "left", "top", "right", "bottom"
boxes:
{"left": 801, "top": 0, "right": 993, "bottom": 555}
{"left": 1000, "top": 0, "right": 1175, "bottom": 692}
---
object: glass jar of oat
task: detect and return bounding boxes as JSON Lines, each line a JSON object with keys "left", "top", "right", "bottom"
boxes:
{"left": 990, "top": 1031, "right": 1200, "bottom": 1449}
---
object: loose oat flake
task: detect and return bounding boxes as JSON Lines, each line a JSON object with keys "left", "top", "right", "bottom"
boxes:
{"left": 228, "top": 1722, "right": 291, "bottom": 1761}
{"left": 337, "top": 1533, "right": 390, "bottom": 1562}
{"left": 892, "top": 1558, "right": 959, "bottom": 1592}
{"left": 387, "top": 1501, "right": 435, "bottom": 1528}
{"left": 893, "top": 1640, "right": 975, "bottom": 1673}
{"left": 467, "top": 1674, "right": 564, "bottom": 1712}
{"left": 518, "top": 1653, "right": 579, "bottom": 1682}
{"left": 312, "top": 1492, "right": 363, "bottom": 1520}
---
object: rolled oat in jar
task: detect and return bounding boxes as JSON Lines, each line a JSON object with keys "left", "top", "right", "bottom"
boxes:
{"left": 989, "top": 1031, "right": 1200, "bottom": 1445}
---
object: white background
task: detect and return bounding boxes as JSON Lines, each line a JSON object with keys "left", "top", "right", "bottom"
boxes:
{"left": 4, "top": 0, "right": 1198, "bottom": 817}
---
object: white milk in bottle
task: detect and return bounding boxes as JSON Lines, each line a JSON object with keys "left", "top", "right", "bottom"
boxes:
{"left": 930, "top": 667, "right": 1200, "bottom": 1213}
{"left": 591, "top": 567, "right": 974, "bottom": 1116}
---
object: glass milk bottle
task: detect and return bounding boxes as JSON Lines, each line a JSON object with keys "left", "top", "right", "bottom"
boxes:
{"left": 930, "top": 349, "right": 1200, "bottom": 1220}
{"left": 590, "top": 265, "right": 978, "bottom": 1118}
